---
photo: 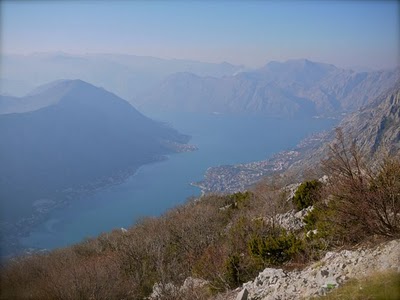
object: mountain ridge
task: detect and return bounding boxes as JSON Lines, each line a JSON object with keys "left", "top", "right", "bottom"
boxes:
{"left": 136, "top": 60, "right": 399, "bottom": 117}
{"left": 0, "top": 53, "right": 245, "bottom": 98}
{"left": 0, "top": 80, "right": 191, "bottom": 225}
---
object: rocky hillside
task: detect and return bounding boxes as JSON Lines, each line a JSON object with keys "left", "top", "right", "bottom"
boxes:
{"left": 290, "top": 81, "right": 400, "bottom": 176}
{"left": 137, "top": 60, "right": 399, "bottom": 117}
{"left": 231, "top": 239, "right": 400, "bottom": 300}
{"left": 340, "top": 82, "right": 400, "bottom": 156}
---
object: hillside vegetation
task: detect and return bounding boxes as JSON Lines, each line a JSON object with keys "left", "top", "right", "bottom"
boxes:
{"left": 1, "top": 130, "right": 399, "bottom": 299}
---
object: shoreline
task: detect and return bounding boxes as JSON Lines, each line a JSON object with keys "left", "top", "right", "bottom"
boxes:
{"left": 192, "top": 130, "right": 332, "bottom": 195}
{"left": 0, "top": 154, "right": 179, "bottom": 259}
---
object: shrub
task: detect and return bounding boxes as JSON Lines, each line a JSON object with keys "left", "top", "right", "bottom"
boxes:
{"left": 322, "top": 128, "right": 400, "bottom": 242}
{"left": 292, "top": 180, "right": 322, "bottom": 211}
{"left": 225, "top": 254, "right": 241, "bottom": 287}
{"left": 224, "top": 191, "right": 252, "bottom": 209}
{"left": 248, "top": 228, "right": 304, "bottom": 266}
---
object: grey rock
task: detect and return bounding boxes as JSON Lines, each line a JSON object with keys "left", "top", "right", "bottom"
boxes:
{"left": 180, "top": 277, "right": 208, "bottom": 292}
{"left": 236, "top": 239, "right": 400, "bottom": 300}
{"left": 235, "top": 288, "right": 248, "bottom": 300}
{"left": 268, "top": 206, "right": 313, "bottom": 232}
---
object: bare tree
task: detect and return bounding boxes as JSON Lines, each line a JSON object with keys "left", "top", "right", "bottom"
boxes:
{"left": 321, "top": 128, "right": 400, "bottom": 240}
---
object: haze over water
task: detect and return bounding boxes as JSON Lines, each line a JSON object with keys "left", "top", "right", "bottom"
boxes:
{"left": 21, "top": 112, "right": 337, "bottom": 250}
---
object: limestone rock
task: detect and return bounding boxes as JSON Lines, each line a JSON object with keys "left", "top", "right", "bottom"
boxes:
{"left": 267, "top": 206, "right": 313, "bottom": 232}
{"left": 235, "top": 288, "right": 249, "bottom": 300}
{"left": 236, "top": 239, "right": 400, "bottom": 300}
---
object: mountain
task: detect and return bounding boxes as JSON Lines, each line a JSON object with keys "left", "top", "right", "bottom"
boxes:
{"left": 0, "top": 80, "right": 191, "bottom": 222}
{"left": 136, "top": 59, "right": 399, "bottom": 117}
{"left": 0, "top": 80, "right": 78, "bottom": 114}
{"left": 0, "top": 53, "right": 244, "bottom": 99}
{"left": 193, "top": 83, "right": 400, "bottom": 194}
{"left": 287, "top": 82, "right": 400, "bottom": 177}
{"left": 340, "top": 82, "right": 400, "bottom": 156}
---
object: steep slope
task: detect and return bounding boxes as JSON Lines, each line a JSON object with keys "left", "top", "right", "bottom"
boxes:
{"left": 137, "top": 59, "right": 399, "bottom": 117}
{"left": 340, "top": 82, "right": 400, "bottom": 155}
{"left": 291, "top": 81, "right": 400, "bottom": 174}
{"left": 0, "top": 80, "right": 191, "bottom": 222}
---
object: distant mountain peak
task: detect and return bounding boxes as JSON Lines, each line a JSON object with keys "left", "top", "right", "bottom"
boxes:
{"left": 1, "top": 79, "right": 131, "bottom": 115}
{"left": 138, "top": 59, "right": 399, "bottom": 117}
{"left": 26, "top": 79, "right": 99, "bottom": 97}
{"left": 0, "top": 80, "right": 191, "bottom": 229}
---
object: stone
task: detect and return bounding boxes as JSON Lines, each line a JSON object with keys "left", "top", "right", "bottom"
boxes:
{"left": 240, "top": 239, "right": 400, "bottom": 300}
{"left": 180, "top": 277, "right": 208, "bottom": 292}
{"left": 235, "top": 288, "right": 248, "bottom": 300}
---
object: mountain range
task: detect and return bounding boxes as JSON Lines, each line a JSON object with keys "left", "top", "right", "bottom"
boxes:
{"left": 0, "top": 80, "right": 191, "bottom": 222}
{"left": 2, "top": 78, "right": 399, "bottom": 300}
{"left": 0, "top": 53, "right": 244, "bottom": 99}
{"left": 136, "top": 59, "right": 399, "bottom": 117}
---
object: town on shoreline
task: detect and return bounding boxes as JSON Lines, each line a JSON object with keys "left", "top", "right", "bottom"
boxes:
{"left": 192, "top": 131, "right": 330, "bottom": 194}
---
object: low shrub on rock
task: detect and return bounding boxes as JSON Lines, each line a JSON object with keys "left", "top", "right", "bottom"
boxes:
{"left": 248, "top": 227, "right": 304, "bottom": 266}
{"left": 292, "top": 180, "right": 322, "bottom": 211}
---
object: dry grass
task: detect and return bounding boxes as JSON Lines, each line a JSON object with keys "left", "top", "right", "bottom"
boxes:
{"left": 315, "top": 271, "right": 400, "bottom": 300}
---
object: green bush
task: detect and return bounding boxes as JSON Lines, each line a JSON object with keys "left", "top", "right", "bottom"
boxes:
{"left": 248, "top": 228, "right": 304, "bottom": 266}
{"left": 303, "top": 208, "right": 318, "bottom": 232}
{"left": 225, "top": 191, "right": 252, "bottom": 209}
{"left": 225, "top": 254, "right": 241, "bottom": 286}
{"left": 292, "top": 180, "right": 322, "bottom": 210}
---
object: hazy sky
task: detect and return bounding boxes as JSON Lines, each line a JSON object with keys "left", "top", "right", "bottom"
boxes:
{"left": 1, "top": 1, "right": 399, "bottom": 69}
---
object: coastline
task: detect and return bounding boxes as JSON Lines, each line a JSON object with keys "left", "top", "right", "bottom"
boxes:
{"left": 192, "top": 130, "right": 332, "bottom": 195}
{"left": 0, "top": 154, "right": 180, "bottom": 259}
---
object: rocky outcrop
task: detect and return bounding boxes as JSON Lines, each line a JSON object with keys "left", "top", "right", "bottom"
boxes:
{"left": 235, "top": 239, "right": 400, "bottom": 300}
{"left": 148, "top": 277, "right": 209, "bottom": 299}
{"left": 268, "top": 206, "right": 312, "bottom": 232}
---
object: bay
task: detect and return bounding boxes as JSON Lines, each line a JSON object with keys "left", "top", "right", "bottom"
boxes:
{"left": 21, "top": 112, "right": 337, "bottom": 250}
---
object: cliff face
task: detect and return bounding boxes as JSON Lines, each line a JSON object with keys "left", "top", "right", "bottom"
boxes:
{"left": 340, "top": 83, "right": 400, "bottom": 156}
{"left": 289, "top": 82, "right": 400, "bottom": 176}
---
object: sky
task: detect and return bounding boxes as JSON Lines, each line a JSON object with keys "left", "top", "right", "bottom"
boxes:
{"left": 1, "top": 1, "right": 399, "bottom": 69}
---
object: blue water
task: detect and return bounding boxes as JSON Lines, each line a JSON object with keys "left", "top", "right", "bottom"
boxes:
{"left": 21, "top": 113, "right": 336, "bottom": 250}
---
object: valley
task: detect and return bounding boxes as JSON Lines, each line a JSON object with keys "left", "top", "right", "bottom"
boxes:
{"left": 1, "top": 1, "right": 399, "bottom": 299}
{"left": 13, "top": 113, "right": 336, "bottom": 254}
{"left": 1, "top": 60, "right": 397, "bottom": 258}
